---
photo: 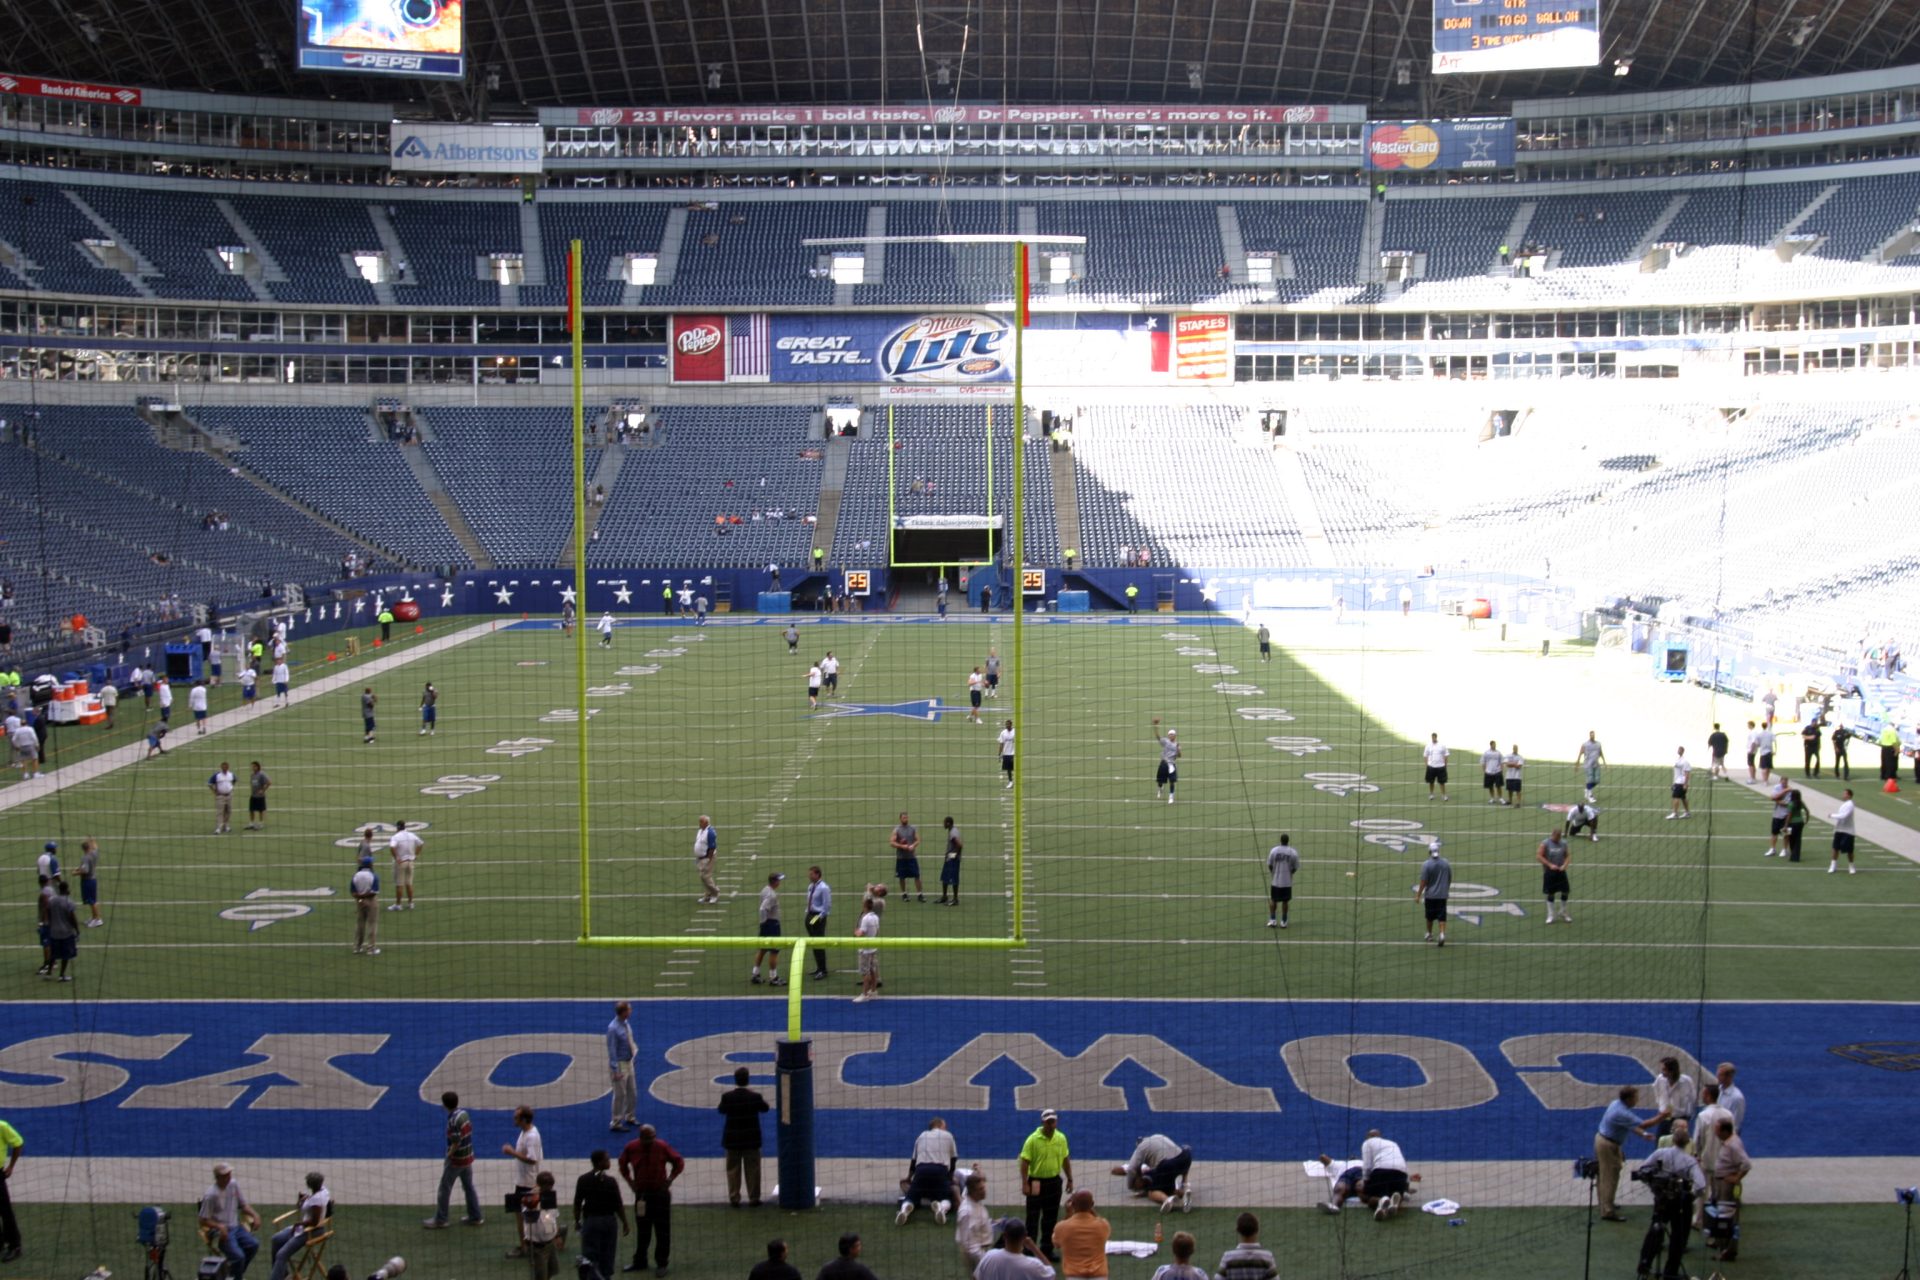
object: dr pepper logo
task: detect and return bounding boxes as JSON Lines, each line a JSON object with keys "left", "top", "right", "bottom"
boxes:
{"left": 676, "top": 324, "right": 724, "bottom": 356}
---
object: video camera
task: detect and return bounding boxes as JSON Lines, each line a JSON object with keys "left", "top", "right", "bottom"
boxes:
{"left": 1630, "top": 1166, "right": 1693, "bottom": 1206}
{"left": 1571, "top": 1157, "right": 1600, "bottom": 1180}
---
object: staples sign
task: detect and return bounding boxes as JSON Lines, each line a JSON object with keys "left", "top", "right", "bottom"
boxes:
{"left": 672, "top": 316, "right": 728, "bottom": 383}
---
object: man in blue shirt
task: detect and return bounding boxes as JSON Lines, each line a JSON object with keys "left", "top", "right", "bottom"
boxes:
{"left": 1594, "top": 1085, "right": 1652, "bottom": 1221}
{"left": 805, "top": 866, "right": 832, "bottom": 980}
{"left": 607, "top": 1001, "right": 637, "bottom": 1133}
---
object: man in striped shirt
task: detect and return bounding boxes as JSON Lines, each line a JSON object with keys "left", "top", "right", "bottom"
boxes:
{"left": 607, "top": 1002, "right": 638, "bottom": 1132}
{"left": 423, "top": 1091, "right": 483, "bottom": 1228}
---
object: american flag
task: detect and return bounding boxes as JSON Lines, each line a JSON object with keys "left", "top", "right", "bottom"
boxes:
{"left": 729, "top": 314, "right": 770, "bottom": 382}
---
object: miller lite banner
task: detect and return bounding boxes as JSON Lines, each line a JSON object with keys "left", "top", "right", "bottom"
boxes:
{"left": 764, "top": 313, "right": 1013, "bottom": 386}
{"left": 670, "top": 315, "right": 728, "bottom": 382}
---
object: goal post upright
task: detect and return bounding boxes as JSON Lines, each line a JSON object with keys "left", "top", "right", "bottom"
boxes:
{"left": 1011, "top": 240, "right": 1026, "bottom": 947}
{"left": 571, "top": 238, "right": 592, "bottom": 941}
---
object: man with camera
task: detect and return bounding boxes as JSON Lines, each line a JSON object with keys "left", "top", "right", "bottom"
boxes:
{"left": 1631, "top": 1139, "right": 1706, "bottom": 1280}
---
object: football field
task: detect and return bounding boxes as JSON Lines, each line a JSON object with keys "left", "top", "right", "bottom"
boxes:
{"left": 5, "top": 611, "right": 1919, "bottom": 1279}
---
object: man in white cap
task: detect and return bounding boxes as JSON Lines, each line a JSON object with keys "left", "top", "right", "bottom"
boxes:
{"left": 1153, "top": 720, "right": 1180, "bottom": 804}
{"left": 198, "top": 1162, "right": 263, "bottom": 1278}
{"left": 1415, "top": 840, "right": 1451, "bottom": 947}
{"left": 1018, "top": 1110, "right": 1072, "bottom": 1262}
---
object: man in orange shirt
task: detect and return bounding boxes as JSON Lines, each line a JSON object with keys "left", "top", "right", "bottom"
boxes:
{"left": 1050, "top": 1190, "right": 1110, "bottom": 1280}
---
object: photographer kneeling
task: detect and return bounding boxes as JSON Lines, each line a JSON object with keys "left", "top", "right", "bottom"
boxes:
{"left": 1630, "top": 1140, "right": 1706, "bottom": 1280}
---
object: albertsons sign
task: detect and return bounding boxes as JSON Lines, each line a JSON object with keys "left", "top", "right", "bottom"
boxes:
{"left": 390, "top": 123, "right": 544, "bottom": 174}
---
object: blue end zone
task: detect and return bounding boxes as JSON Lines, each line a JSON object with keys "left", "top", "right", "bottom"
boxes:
{"left": 3, "top": 1000, "right": 1914, "bottom": 1162}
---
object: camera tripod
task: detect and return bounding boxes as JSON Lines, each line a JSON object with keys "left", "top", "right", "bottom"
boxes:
{"left": 1897, "top": 1191, "right": 1914, "bottom": 1280}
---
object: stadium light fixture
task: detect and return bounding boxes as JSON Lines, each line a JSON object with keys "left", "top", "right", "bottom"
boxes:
{"left": 936, "top": 60, "right": 953, "bottom": 86}
{"left": 1613, "top": 57, "right": 1633, "bottom": 76}
{"left": 1186, "top": 62, "right": 1205, "bottom": 90}
{"left": 707, "top": 63, "right": 724, "bottom": 90}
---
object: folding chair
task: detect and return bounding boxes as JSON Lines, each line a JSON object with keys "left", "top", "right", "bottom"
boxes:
{"left": 269, "top": 1203, "right": 335, "bottom": 1280}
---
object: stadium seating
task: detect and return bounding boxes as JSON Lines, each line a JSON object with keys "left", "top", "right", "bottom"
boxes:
{"left": 1383, "top": 198, "right": 1519, "bottom": 281}
{"left": 186, "top": 405, "right": 468, "bottom": 569}
{"left": 1234, "top": 199, "right": 1367, "bottom": 299}
{"left": 1070, "top": 404, "right": 1309, "bottom": 567}
{"left": 228, "top": 195, "right": 381, "bottom": 306}
{"left": 418, "top": 407, "right": 600, "bottom": 565}
{"left": 653, "top": 202, "right": 865, "bottom": 307}
{"left": 387, "top": 201, "right": 518, "bottom": 306}
{"left": 830, "top": 406, "right": 1058, "bottom": 567}
{"left": 523, "top": 202, "right": 673, "bottom": 307}
{"left": 77, "top": 188, "right": 258, "bottom": 302}
{"left": 1036, "top": 201, "right": 1230, "bottom": 302}
{"left": 591, "top": 405, "right": 821, "bottom": 567}
{"left": 852, "top": 202, "right": 1017, "bottom": 307}
{"left": 0, "top": 179, "right": 140, "bottom": 296}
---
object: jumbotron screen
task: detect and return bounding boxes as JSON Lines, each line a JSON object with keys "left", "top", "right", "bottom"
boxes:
{"left": 1432, "top": 0, "right": 1601, "bottom": 74}
{"left": 298, "top": 0, "right": 465, "bottom": 79}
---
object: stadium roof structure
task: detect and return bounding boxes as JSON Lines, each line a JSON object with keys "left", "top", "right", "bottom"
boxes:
{"left": 7, "top": 0, "right": 1920, "bottom": 118}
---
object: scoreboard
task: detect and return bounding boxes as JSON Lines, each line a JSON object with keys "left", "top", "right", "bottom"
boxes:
{"left": 1432, "top": 0, "right": 1600, "bottom": 75}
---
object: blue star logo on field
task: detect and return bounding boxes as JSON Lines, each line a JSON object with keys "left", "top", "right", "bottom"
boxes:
{"left": 811, "top": 698, "right": 952, "bottom": 721}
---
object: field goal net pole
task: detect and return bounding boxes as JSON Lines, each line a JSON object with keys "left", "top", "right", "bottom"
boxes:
{"left": 1011, "top": 240, "right": 1027, "bottom": 947}
{"left": 572, "top": 239, "right": 594, "bottom": 941}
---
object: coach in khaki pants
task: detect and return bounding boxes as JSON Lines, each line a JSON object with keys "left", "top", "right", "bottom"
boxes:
{"left": 1594, "top": 1086, "right": 1652, "bottom": 1220}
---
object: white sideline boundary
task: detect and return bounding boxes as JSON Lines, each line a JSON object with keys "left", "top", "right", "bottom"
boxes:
{"left": 0, "top": 621, "right": 502, "bottom": 817}
{"left": 5, "top": 1156, "right": 1899, "bottom": 1208}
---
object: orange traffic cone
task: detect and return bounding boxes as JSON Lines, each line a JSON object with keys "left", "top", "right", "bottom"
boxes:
{"left": 1884, "top": 777, "right": 1901, "bottom": 794}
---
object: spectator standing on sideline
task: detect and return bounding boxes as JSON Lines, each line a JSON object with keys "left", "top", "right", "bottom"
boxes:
{"left": 1480, "top": 740, "right": 1503, "bottom": 803}
{"left": 1692, "top": 1084, "right": 1734, "bottom": 1202}
{"left": 1755, "top": 721, "right": 1777, "bottom": 783}
{"left": 694, "top": 815, "right": 720, "bottom": 904}
{"left": 1256, "top": 623, "right": 1271, "bottom": 662}
{"left": 1148, "top": 1231, "right": 1206, "bottom": 1280}
{"left": 938, "top": 818, "right": 963, "bottom": 906}
{"left": 818, "top": 1233, "right": 883, "bottom": 1280}
{"left": 718, "top": 1066, "right": 770, "bottom": 1207}
{"left": 98, "top": 678, "right": 117, "bottom": 728}
{"left": 607, "top": 1002, "right": 638, "bottom": 1133}
{"left": 1831, "top": 722, "right": 1853, "bottom": 779}
{"left": 1153, "top": 720, "right": 1181, "bottom": 803}
{"left": 572, "top": 1149, "right": 628, "bottom": 1279}
{"left": 1745, "top": 721, "right": 1763, "bottom": 783}
{"left": 271, "top": 658, "right": 290, "bottom": 709}
{"left": 1215, "top": 1213, "right": 1277, "bottom": 1280}
{"left": 1576, "top": 730, "right": 1606, "bottom": 800}
{"left": 198, "top": 1162, "right": 262, "bottom": 1279}
{"left": 1423, "top": 733, "right": 1451, "bottom": 801}
{"left": 619, "top": 1124, "right": 684, "bottom": 1276}
{"left": 157, "top": 676, "right": 173, "bottom": 724}
{"left": 1018, "top": 1109, "right": 1073, "bottom": 1261}
{"left": 350, "top": 854, "right": 380, "bottom": 957}
{"left": 853, "top": 891, "right": 883, "bottom": 1004}
{"left": 1501, "top": 744, "right": 1526, "bottom": 807}
{"left": 239, "top": 664, "right": 258, "bottom": 709}
{"left": 246, "top": 762, "right": 271, "bottom": 831}
{"left": 0, "top": 1116, "right": 19, "bottom": 1262}
{"left": 955, "top": 1174, "right": 994, "bottom": 1275}
{"left": 1266, "top": 835, "right": 1299, "bottom": 929}
{"left": 1714, "top": 1063, "right": 1746, "bottom": 1131}
{"left": 500, "top": 1106, "right": 544, "bottom": 1258}
{"left": 1707, "top": 723, "right": 1730, "bottom": 780}
{"left": 1594, "top": 1085, "right": 1652, "bottom": 1221}
{"left": 1415, "top": 840, "right": 1451, "bottom": 947}
{"left": 891, "top": 813, "right": 924, "bottom": 901}
{"left": 419, "top": 682, "right": 438, "bottom": 735}
{"left": 422, "top": 1090, "right": 484, "bottom": 1228}
{"left": 975, "top": 1221, "right": 1055, "bottom": 1280}
{"left": 1763, "top": 778, "right": 1794, "bottom": 857}
{"left": 189, "top": 680, "right": 209, "bottom": 735}
{"left": 77, "top": 839, "right": 102, "bottom": 927}
{"left": 1881, "top": 722, "right": 1904, "bottom": 783}
{"left": 805, "top": 867, "right": 831, "bottom": 979}
{"left": 1649, "top": 1057, "right": 1698, "bottom": 1139}
{"left": 1051, "top": 1190, "right": 1109, "bottom": 1280}
{"left": 1802, "top": 717, "right": 1823, "bottom": 777}
{"left": 521, "top": 1172, "right": 563, "bottom": 1280}
{"left": 821, "top": 651, "right": 839, "bottom": 694}
{"left": 1711, "top": 1118, "right": 1751, "bottom": 1210}
{"left": 361, "top": 688, "right": 377, "bottom": 744}
{"left": 749, "top": 1240, "right": 801, "bottom": 1280}
{"left": 1830, "top": 789, "right": 1859, "bottom": 873}
{"left": 1666, "top": 748, "right": 1692, "bottom": 819}
{"left": 388, "top": 820, "right": 421, "bottom": 910}
{"left": 751, "top": 873, "right": 785, "bottom": 985}
{"left": 44, "top": 879, "right": 77, "bottom": 981}
{"left": 1537, "top": 827, "right": 1573, "bottom": 924}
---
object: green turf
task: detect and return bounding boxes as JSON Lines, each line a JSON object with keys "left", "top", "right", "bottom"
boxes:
{"left": 6, "top": 616, "right": 1917, "bottom": 1005}
{"left": 11, "top": 1199, "right": 1905, "bottom": 1280}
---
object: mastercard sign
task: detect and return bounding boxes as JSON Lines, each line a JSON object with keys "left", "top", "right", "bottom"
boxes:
{"left": 1365, "top": 123, "right": 1442, "bottom": 169}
